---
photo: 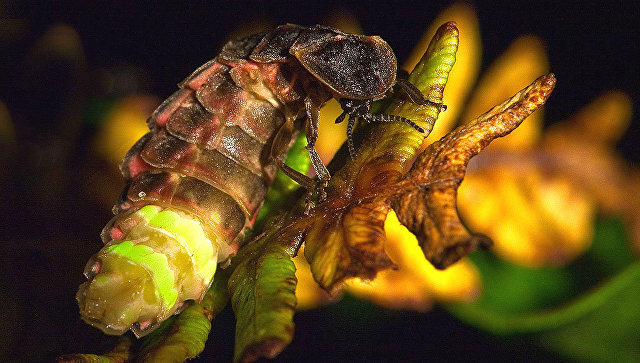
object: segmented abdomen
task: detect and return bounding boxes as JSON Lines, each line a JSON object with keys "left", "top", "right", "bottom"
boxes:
{"left": 78, "top": 49, "right": 310, "bottom": 337}
{"left": 115, "top": 59, "right": 296, "bottom": 245}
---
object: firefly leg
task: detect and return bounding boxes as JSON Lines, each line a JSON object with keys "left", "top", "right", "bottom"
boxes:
{"left": 362, "top": 113, "right": 425, "bottom": 133}
{"left": 304, "top": 97, "right": 330, "bottom": 196}
{"left": 275, "top": 159, "right": 316, "bottom": 189}
{"left": 271, "top": 114, "right": 325, "bottom": 210}
{"left": 395, "top": 77, "right": 447, "bottom": 111}
{"left": 333, "top": 110, "right": 357, "bottom": 159}
{"left": 346, "top": 115, "right": 356, "bottom": 159}
{"left": 275, "top": 158, "right": 322, "bottom": 214}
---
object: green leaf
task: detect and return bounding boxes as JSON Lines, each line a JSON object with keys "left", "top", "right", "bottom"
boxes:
{"left": 538, "top": 262, "right": 640, "bottom": 363}
{"left": 459, "top": 251, "right": 576, "bottom": 315}
{"left": 227, "top": 131, "right": 309, "bottom": 362}
{"left": 536, "top": 217, "right": 639, "bottom": 363}
{"left": 572, "top": 216, "right": 634, "bottom": 279}
{"left": 446, "top": 217, "right": 640, "bottom": 362}
{"left": 228, "top": 235, "right": 297, "bottom": 363}
{"left": 447, "top": 258, "right": 640, "bottom": 335}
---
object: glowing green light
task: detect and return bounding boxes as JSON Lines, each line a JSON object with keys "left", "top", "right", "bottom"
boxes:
{"left": 143, "top": 208, "right": 216, "bottom": 275}
{"left": 107, "top": 240, "right": 178, "bottom": 308}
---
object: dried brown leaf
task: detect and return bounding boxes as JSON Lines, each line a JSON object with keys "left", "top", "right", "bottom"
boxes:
{"left": 393, "top": 73, "right": 556, "bottom": 268}
{"left": 304, "top": 200, "right": 395, "bottom": 292}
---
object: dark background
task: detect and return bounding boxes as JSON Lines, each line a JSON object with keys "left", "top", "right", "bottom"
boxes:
{"left": 0, "top": 1, "right": 638, "bottom": 361}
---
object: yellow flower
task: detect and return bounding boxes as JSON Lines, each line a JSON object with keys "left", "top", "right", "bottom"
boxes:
{"left": 456, "top": 47, "right": 636, "bottom": 267}
{"left": 298, "top": 3, "right": 638, "bottom": 310}
{"left": 92, "top": 95, "right": 159, "bottom": 167}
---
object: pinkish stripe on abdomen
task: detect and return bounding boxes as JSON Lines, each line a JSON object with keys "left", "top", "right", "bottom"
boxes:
{"left": 115, "top": 59, "right": 295, "bottom": 246}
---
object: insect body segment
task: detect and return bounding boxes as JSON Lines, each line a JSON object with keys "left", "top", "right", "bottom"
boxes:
{"left": 77, "top": 24, "right": 437, "bottom": 337}
{"left": 78, "top": 205, "right": 225, "bottom": 336}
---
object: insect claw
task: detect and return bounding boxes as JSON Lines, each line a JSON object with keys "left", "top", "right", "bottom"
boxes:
{"left": 425, "top": 101, "right": 447, "bottom": 112}
{"left": 420, "top": 98, "right": 447, "bottom": 112}
{"left": 347, "top": 137, "right": 357, "bottom": 160}
{"left": 303, "top": 199, "right": 314, "bottom": 215}
{"left": 303, "top": 178, "right": 328, "bottom": 215}
{"left": 335, "top": 111, "right": 347, "bottom": 124}
{"left": 317, "top": 178, "right": 328, "bottom": 201}
{"left": 396, "top": 78, "right": 447, "bottom": 112}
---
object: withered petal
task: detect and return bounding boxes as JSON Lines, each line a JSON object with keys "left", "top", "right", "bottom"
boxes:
{"left": 392, "top": 187, "right": 491, "bottom": 269}
{"left": 304, "top": 201, "right": 395, "bottom": 292}
{"left": 393, "top": 73, "right": 556, "bottom": 269}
